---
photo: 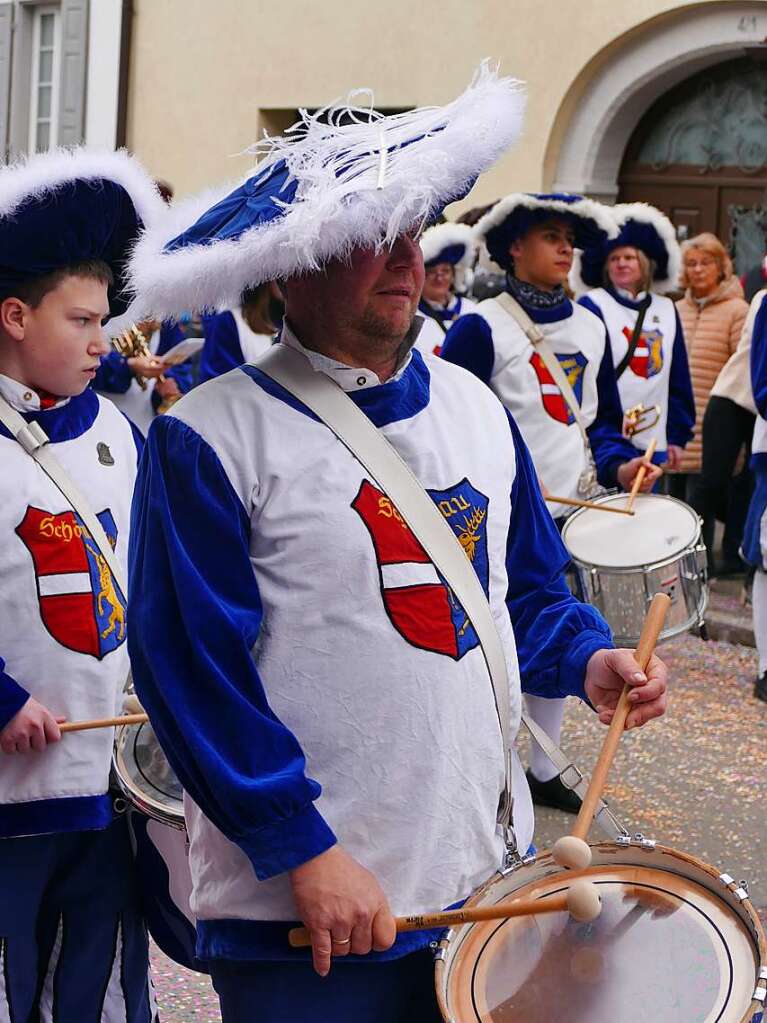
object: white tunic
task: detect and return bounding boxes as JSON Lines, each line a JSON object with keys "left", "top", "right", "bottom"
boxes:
{"left": 584, "top": 287, "right": 677, "bottom": 452}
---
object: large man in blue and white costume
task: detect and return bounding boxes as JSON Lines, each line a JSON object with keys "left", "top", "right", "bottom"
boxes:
{"left": 414, "top": 221, "right": 478, "bottom": 358}
{"left": 127, "top": 69, "right": 668, "bottom": 1023}
{"left": 440, "top": 193, "right": 662, "bottom": 814}
{"left": 575, "top": 202, "right": 695, "bottom": 472}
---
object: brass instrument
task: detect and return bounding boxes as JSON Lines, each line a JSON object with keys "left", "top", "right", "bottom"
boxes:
{"left": 623, "top": 402, "right": 661, "bottom": 439}
{"left": 111, "top": 324, "right": 158, "bottom": 392}
{"left": 111, "top": 324, "right": 181, "bottom": 414}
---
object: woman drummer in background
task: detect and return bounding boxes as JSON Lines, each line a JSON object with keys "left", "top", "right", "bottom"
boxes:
{"left": 576, "top": 203, "right": 695, "bottom": 482}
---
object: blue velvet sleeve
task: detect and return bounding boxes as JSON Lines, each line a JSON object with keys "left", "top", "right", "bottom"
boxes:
{"left": 199, "top": 311, "right": 246, "bottom": 383}
{"left": 504, "top": 412, "right": 613, "bottom": 701}
{"left": 751, "top": 294, "right": 767, "bottom": 418}
{"left": 587, "top": 338, "right": 638, "bottom": 486}
{"left": 0, "top": 657, "right": 30, "bottom": 730}
{"left": 93, "top": 350, "right": 132, "bottom": 394}
{"left": 665, "top": 310, "right": 695, "bottom": 447}
{"left": 128, "top": 415, "right": 337, "bottom": 879}
{"left": 440, "top": 313, "right": 495, "bottom": 385}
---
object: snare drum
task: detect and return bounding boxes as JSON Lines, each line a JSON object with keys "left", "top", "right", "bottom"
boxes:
{"left": 436, "top": 840, "right": 766, "bottom": 1022}
{"left": 113, "top": 719, "right": 207, "bottom": 973}
{"left": 561, "top": 492, "right": 707, "bottom": 646}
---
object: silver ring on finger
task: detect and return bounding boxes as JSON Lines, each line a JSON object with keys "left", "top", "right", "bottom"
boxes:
{"left": 332, "top": 936, "right": 352, "bottom": 945}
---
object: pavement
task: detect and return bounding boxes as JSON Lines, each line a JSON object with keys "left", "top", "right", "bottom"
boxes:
{"left": 151, "top": 629, "right": 766, "bottom": 1020}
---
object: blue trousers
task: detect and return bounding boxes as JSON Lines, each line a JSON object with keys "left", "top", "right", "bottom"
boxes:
{"left": 210, "top": 947, "right": 442, "bottom": 1023}
{"left": 0, "top": 815, "right": 155, "bottom": 1022}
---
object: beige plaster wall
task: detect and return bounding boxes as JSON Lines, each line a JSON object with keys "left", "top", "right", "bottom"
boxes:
{"left": 125, "top": 0, "right": 718, "bottom": 208}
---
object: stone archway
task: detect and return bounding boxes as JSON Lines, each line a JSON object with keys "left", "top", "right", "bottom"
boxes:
{"left": 548, "top": 2, "right": 767, "bottom": 202}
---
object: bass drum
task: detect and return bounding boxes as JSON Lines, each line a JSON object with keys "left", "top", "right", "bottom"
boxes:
{"left": 112, "top": 718, "right": 208, "bottom": 973}
{"left": 436, "top": 840, "right": 766, "bottom": 1023}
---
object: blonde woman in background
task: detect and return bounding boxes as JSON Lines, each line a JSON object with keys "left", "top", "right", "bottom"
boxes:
{"left": 676, "top": 234, "right": 750, "bottom": 574}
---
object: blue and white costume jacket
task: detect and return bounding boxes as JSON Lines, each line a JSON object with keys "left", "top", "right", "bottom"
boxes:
{"left": 441, "top": 293, "right": 638, "bottom": 517}
{"left": 741, "top": 291, "right": 767, "bottom": 570}
{"left": 0, "top": 375, "right": 141, "bottom": 838}
{"left": 199, "top": 308, "right": 275, "bottom": 383}
{"left": 579, "top": 287, "right": 694, "bottom": 458}
{"left": 415, "top": 295, "right": 480, "bottom": 359}
{"left": 128, "top": 323, "right": 613, "bottom": 961}
{"left": 94, "top": 321, "right": 193, "bottom": 436}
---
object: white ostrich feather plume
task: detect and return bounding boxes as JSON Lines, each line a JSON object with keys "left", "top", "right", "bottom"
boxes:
{"left": 129, "top": 62, "right": 527, "bottom": 318}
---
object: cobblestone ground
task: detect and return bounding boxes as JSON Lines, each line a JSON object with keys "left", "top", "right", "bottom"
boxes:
{"left": 152, "top": 633, "right": 765, "bottom": 1020}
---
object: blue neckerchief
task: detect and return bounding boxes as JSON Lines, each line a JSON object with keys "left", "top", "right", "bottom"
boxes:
{"left": 505, "top": 275, "right": 572, "bottom": 324}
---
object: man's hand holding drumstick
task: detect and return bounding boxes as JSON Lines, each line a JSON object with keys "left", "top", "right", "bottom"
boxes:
{"left": 583, "top": 647, "right": 667, "bottom": 728}
{"left": 289, "top": 845, "right": 396, "bottom": 976}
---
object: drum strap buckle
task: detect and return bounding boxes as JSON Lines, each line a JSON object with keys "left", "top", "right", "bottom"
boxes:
{"left": 521, "top": 711, "right": 630, "bottom": 840}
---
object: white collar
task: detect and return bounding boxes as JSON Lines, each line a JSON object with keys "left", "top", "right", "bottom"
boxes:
{"left": 0, "top": 373, "right": 70, "bottom": 412}
{"left": 280, "top": 319, "right": 420, "bottom": 392}
{"left": 615, "top": 286, "right": 648, "bottom": 303}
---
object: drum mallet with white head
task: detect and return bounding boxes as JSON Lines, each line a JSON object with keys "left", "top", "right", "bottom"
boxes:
{"left": 287, "top": 879, "right": 602, "bottom": 947}
{"left": 552, "top": 592, "right": 670, "bottom": 871}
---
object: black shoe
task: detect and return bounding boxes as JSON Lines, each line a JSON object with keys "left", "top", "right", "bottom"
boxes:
{"left": 755, "top": 672, "right": 767, "bottom": 704}
{"left": 525, "top": 769, "right": 582, "bottom": 814}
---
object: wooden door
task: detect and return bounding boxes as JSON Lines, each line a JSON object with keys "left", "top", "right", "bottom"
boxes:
{"left": 617, "top": 56, "right": 767, "bottom": 268}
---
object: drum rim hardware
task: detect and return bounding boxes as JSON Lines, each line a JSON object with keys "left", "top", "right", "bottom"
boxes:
{"left": 435, "top": 839, "right": 767, "bottom": 1023}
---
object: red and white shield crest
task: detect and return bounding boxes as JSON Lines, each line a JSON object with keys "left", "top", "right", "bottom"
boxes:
{"left": 15, "top": 506, "right": 126, "bottom": 659}
{"left": 352, "top": 479, "right": 490, "bottom": 659}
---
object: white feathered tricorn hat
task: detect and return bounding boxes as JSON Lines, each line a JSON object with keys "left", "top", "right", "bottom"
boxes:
{"left": 128, "top": 62, "right": 526, "bottom": 318}
{"left": 573, "top": 202, "right": 682, "bottom": 295}
{"left": 420, "top": 222, "right": 476, "bottom": 271}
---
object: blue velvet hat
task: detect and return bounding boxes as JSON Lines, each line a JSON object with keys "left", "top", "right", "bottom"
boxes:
{"left": 575, "top": 202, "right": 682, "bottom": 295}
{"left": 474, "top": 192, "right": 617, "bottom": 270}
{"left": 0, "top": 149, "right": 163, "bottom": 319}
{"left": 129, "top": 63, "right": 527, "bottom": 318}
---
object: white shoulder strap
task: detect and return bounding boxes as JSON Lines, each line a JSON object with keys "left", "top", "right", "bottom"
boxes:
{"left": 494, "top": 291, "right": 591, "bottom": 446}
{"left": 0, "top": 393, "right": 127, "bottom": 594}
{"left": 256, "top": 344, "right": 514, "bottom": 829}
{"left": 256, "top": 344, "right": 627, "bottom": 841}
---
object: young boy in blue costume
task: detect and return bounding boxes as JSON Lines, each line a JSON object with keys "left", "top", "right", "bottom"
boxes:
{"left": 441, "top": 193, "right": 663, "bottom": 814}
{"left": 0, "top": 149, "right": 163, "bottom": 1021}
{"left": 127, "top": 69, "right": 668, "bottom": 1022}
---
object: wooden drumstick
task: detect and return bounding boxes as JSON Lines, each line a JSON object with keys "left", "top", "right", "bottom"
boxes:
{"left": 552, "top": 592, "right": 670, "bottom": 870}
{"left": 625, "top": 438, "right": 657, "bottom": 513}
{"left": 545, "top": 495, "right": 634, "bottom": 516}
{"left": 287, "top": 880, "right": 602, "bottom": 947}
{"left": 60, "top": 713, "right": 149, "bottom": 733}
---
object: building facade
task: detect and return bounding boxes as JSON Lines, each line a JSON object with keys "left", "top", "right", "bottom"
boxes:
{"left": 3, "top": 1, "right": 767, "bottom": 269}
{"left": 0, "top": 0, "right": 127, "bottom": 157}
